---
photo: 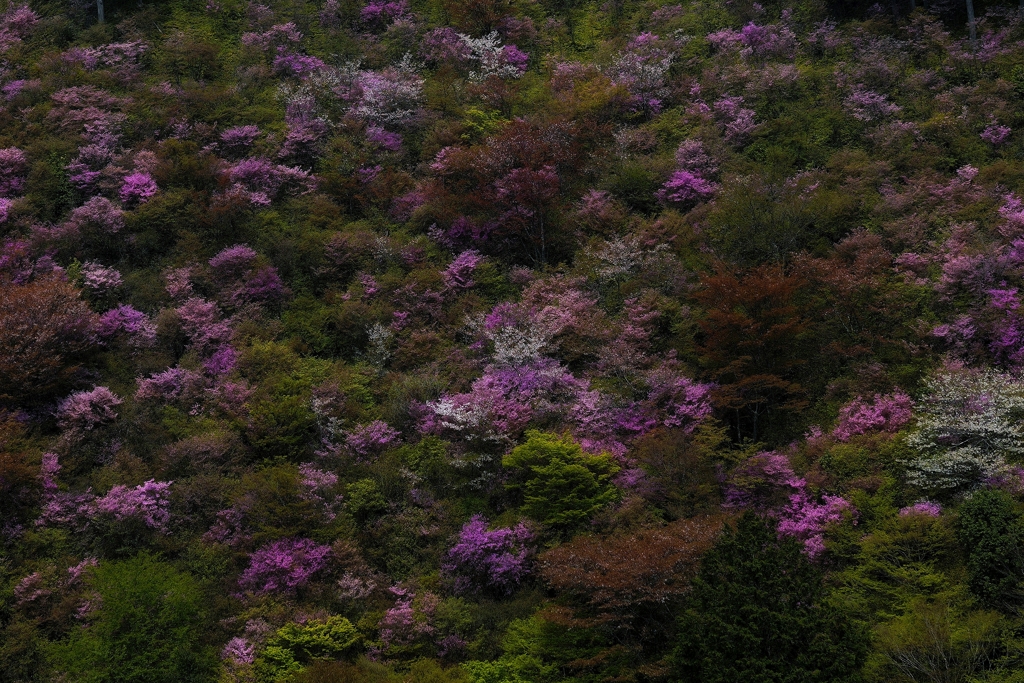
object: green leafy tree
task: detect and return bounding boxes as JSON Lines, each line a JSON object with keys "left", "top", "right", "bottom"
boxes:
{"left": 254, "top": 616, "right": 362, "bottom": 682}
{"left": 958, "top": 490, "right": 1024, "bottom": 611}
{"left": 49, "top": 553, "right": 216, "bottom": 683}
{"left": 672, "top": 514, "right": 868, "bottom": 683}
{"left": 502, "top": 431, "right": 619, "bottom": 535}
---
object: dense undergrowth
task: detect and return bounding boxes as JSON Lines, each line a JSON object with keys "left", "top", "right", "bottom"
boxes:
{"left": 6, "top": 0, "right": 1024, "bottom": 681}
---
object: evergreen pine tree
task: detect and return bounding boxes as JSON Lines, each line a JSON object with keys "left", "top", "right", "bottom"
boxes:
{"left": 672, "top": 513, "right": 868, "bottom": 683}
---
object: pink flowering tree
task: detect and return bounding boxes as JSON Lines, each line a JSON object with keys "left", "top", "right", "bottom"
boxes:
{"left": 442, "top": 250, "right": 484, "bottom": 290}
{"left": 80, "top": 262, "right": 123, "bottom": 293}
{"left": 119, "top": 172, "right": 158, "bottom": 206}
{"left": 724, "top": 450, "right": 855, "bottom": 559}
{"left": 0, "top": 147, "right": 27, "bottom": 197}
{"left": 442, "top": 515, "right": 534, "bottom": 595}
{"left": 97, "top": 304, "right": 157, "bottom": 347}
{"left": 832, "top": 392, "right": 913, "bottom": 441}
{"left": 58, "top": 386, "right": 123, "bottom": 434}
{"left": 227, "top": 157, "right": 316, "bottom": 206}
{"left": 92, "top": 480, "right": 173, "bottom": 533}
{"left": 237, "top": 538, "right": 332, "bottom": 595}
{"left": 345, "top": 420, "right": 400, "bottom": 458}
{"left": 606, "top": 32, "right": 673, "bottom": 115}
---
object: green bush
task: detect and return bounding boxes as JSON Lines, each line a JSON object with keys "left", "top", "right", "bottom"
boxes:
{"left": 502, "top": 431, "right": 619, "bottom": 535}
{"left": 49, "top": 553, "right": 216, "bottom": 683}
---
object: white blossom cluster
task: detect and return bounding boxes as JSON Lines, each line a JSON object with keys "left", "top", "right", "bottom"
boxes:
{"left": 460, "top": 31, "right": 524, "bottom": 82}
{"left": 585, "top": 235, "right": 670, "bottom": 280}
{"left": 906, "top": 368, "right": 1024, "bottom": 494}
{"left": 465, "top": 313, "right": 550, "bottom": 366}
{"left": 365, "top": 322, "right": 393, "bottom": 367}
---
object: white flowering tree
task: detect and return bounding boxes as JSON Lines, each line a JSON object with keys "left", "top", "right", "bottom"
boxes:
{"left": 906, "top": 367, "right": 1024, "bottom": 495}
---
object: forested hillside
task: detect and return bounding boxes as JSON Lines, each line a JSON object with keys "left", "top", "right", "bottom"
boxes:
{"left": 5, "top": 0, "right": 1024, "bottom": 681}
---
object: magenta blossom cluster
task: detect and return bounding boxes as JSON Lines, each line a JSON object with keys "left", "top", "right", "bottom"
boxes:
{"left": 707, "top": 21, "right": 796, "bottom": 60}
{"left": 442, "top": 250, "right": 484, "bottom": 290}
{"left": 209, "top": 244, "right": 258, "bottom": 277}
{"left": 776, "top": 491, "right": 852, "bottom": 559}
{"left": 58, "top": 387, "right": 123, "bottom": 433}
{"left": 93, "top": 479, "right": 173, "bottom": 532}
{"left": 898, "top": 501, "right": 942, "bottom": 517}
{"left": 656, "top": 140, "right": 719, "bottom": 207}
{"left": 844, "top": 86, "right": 902, "bottom": 122}
{"left": 656, "top": 170, "right": 716, "bottom": 207}
{"left": 366, "top": 125, "right": 402, "bottom": 152}
{"left": 377, "top": 586, "right": 439, "bottom": 656}
{"left": 119, "top": 172, "right": 158, "bottom": 206}
{"left": 237, "top": 537, "right": 332, "bottom": 594}
{"left": 81, "top": 262, "right": 123, "bottom": 292}
{"left": 832, "top": 392, "right": 914, "bottom": 441}
{"left": 221, "top": 637, "right": 256, "bottom": 665}
{"left": 65, "top": 196, "right": 125, "bottom": 234}
{"left": 240, "top": 22, "right": 301, "bottom": 53}
{"left": 713, "top": 95, "right": 757, "bottom": 144}
{"left": 725, "top": 451, "right": 855, "bottom": 559}
{"left": 227, "top": 157, "right": 315, "bottom": 205}
{"left": 360, "top": 0, "right": 409, "bottom": 30}
{"left": 298, "top": 463, "right": 343, "bottom": 520}
{"left": 982, "top": 123, "right": 1012, "bottom": 146}
{"left": 0, "top": 146, "right": 27, "bottom": 197}
{"left": 97, "top": 304, "right": 157, "bottom": 347}
{"left": 442, "top": 515, "right": 534, "bottom": 595}
{"left": 607, "top": 32, "right": 672, "bottom": 114}
{"left": 345, "top": 420, "right": 400, "bottom": 458}
{"left": 220, "top": 125, "right": 261, "bottom": 154}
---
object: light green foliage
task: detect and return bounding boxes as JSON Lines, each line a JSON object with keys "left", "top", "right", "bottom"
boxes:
{"left": 866, "top": 600, "right": 1004, "bottom": 683}
{"left": 502, "top": 431, "right": 619, "bottom": 534}
{"left": 347, "top": 478, "right": 389, "bottom": 522}
{"left": 834, "top": 508, "right": 961, "bottom": 621}
{"left": 463, "top": 617, "right": 559, "bottom": 683}
{"left": 49, "top": 553, "right": 216, "bottom": 683}
{"left": 254, "top": 616, "right": 362, "bottom": 682}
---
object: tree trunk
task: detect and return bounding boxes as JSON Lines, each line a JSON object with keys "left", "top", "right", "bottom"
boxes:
{"left": 966, "top": 0, "right": 976, "bottom": 48}
{"left": 97, "top": 0, "right": 104, "bottom": 23}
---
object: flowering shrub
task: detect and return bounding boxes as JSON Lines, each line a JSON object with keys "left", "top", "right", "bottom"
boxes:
{"left": 832, "top": 392, "right": 913, "bottom": 441}
{"left": 345, "top": 420, "right": 400, "bottom": 457}
{"left": 981, "top": 123, "right": 1011, "bottom": 146}
{"left": 656, "top": 170, "right": 717, "bottom": 207}
{"left": 906, "top": 368, "right": 1024, "bottom": 494}
{"left": 360, "top": 0, "right": 409, "bottom": 30}
{"left": 64, "top": 197, "right": 125, "bottom": 234}
{"left": 80, "top": 262, "right": 123, "bottom": 292}
{"left": 228, "top": 158, "right": 316, "bottom": 205}
{"left": 713, "top": 95, "right": 757, "bottom": 144}
{"left": 606, "top": 32, "right": 672, "bottom": 114}
{"left": 58, "top": 387, "right": 123, "bottom": 433}
{"left": 725, "top": 450, "right": 855, "bottom": 558}
{"left": 443, "top": 515, "right": 533, "bottom": 594}
{"left": 442, "top": 250, "right": 484, "bottom": 290}
{"left": 0, "top": 147, "right": 27, "bottom": 197}
{"left": 97, "top": 305, "right": 157, "bottom": 347}
{"left": 844, "top": 87, "right": 901, "bottom": 122}
{"left": 899, "top": 501, "right": 942, "bottom": 517}
{"left": 93, "top": 479, "right": 173, "bottom": 532}
{"left": 118, "top": 172, "right": 158, "bottom": 206}
{"left": 237, "top": 538, "right": 332, "bottom": 594}
{"left": 352, "top": 62, "right": 425, "bottom": 125}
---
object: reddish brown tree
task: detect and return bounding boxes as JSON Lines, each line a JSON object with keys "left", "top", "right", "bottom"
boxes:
{"left": 693, "top": 265, "right": 811, "bottom": 443}
{"left": 0, "top": 276, "right": 99, "bottom": 406}
{"left": 537, "top": 515, "right": 725, "bottom": 644}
